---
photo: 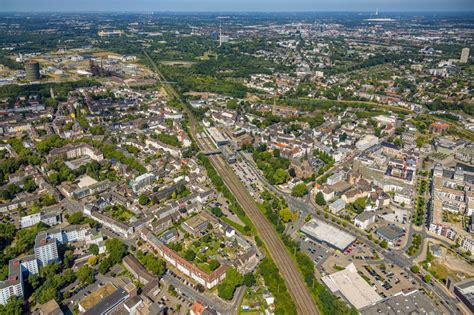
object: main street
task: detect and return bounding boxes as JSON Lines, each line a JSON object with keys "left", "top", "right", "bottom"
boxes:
{"left": 144, "top": 50, "right": 319, "bottom": 315}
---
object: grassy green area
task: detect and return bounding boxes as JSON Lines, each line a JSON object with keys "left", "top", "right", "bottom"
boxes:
{"left": 104, "top": 205, "right": 134, "bottom": 223}
{"left": 426, "top": 260, "right": 466, "bottom": 284}
{"left": 221, "top": 217, "right": 247, "bottom": 235}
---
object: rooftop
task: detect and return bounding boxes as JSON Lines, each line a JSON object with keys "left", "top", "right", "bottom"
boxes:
{"left": 83, "top": 287, "right": 128, "bottom": 315}
{"left": 361, "top": 290, "right": 440, "bottom": 315}
{"left": 301, "top": 219, "right": 356, "bottom": 251}
{"left": 79, "top": 283, "right": 117, "bottom": 311}
{"left": 322, "top": 263, "right": 382, "bottom": 310}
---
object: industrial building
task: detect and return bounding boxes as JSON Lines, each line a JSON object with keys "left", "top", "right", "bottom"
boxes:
{"left": 301, "top": 219, "right": 356, "bottom": 251}
{"left": 322, "top": 263, "right": 382, "bottom": 310}
{"left": 361, "top": 290, "right": 439, "bottom": 315}
{"left": 206, "top": 127, "right": 229, "bottom": 146}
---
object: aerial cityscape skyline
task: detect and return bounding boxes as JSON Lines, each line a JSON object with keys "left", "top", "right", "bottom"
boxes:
{"left": 0, "top": 5, "right": 472, "bottom": 315}
{"left": 1, "top": 0, "right": 473, "bottom": 12}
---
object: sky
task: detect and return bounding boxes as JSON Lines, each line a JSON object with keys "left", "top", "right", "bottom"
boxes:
{"left": 1, "top": 0, "right": 473, "bottom": 12}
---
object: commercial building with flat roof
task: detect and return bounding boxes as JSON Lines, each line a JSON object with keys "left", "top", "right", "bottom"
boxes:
{"left": 361, "top": 290, "right": 440, "bottom": 315}
{"left": 322, "top": 263, "right": 382, "bottom": 310}
{"left": 376, "top": 225, "right": 404, "bottom": 244}
{"left": 301, "top": 219, "right": 356, "bottom": 251}
{"left": 329, "top": 198, "right": 346, "bottom": 214}
{"left": 206, "top": 127, "right": 229, "bottom": 146}
{"left": 454, "top": 278, "right": 474, "bottom": 312}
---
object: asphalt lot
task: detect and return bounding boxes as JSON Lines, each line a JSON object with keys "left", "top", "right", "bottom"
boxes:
{"left": 298, "top": 235, "right": 333, "bottom": 273}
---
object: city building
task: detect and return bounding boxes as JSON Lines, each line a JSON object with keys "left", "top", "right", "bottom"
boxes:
{"left": 301, "top": 219, "right": 356, "bottom": 251}
{"left": 329, "top": 198, "right": 346, "bottom": 214}
{"left": 0, "top": 261, "right": 24, "bottom": 305}
{"left": 47, "top": 143, "right": 104, "bottom": 163}
{"left": 361, "top": 290, "right": 439, "bottom": 314}
{"left": 20, "top": 211, "right": 62, "bottom": 229}
{"left": 356, "top": 135, "right": 379, "bottom": 151}
{"left": 141, "top": 230, "right": 227, "bottom": 289}
{"left": 322, "top": 263, "right": 382, "bottom": 310}
{"left": 326, "top": 171, "right": 344, "bottom": 185}
{"left": 429, "top": 122, "right": 450, "bottom": 134}
{"left": 376, "top": 225, "right": 404, "bottom": 244}
{"left": 34, "top": 233, "right": 59, "bottom": 267}
{"left": 206, "top": 127, "right": 229, "bottom": 146}
{"left": 429, "top": 164, "right": 474, "bottom": 249}
{"left": 460, "top": 47, "right": 470, "bottom": 64}
{"left": 354, "top": 211, "right": 376, "bottom": 230}
{"left": 130, "top": 173, "right": 156, "bottom": 193}
{"left": 454, "top": 279, "right": 474, "bottom": 312}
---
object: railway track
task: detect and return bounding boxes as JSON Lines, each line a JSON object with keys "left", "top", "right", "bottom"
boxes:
{"left": 144, "top": 50, "right": 319, "bottom": 314}
{"left": 197, "top": 132, "right": 319, "bottom": 314}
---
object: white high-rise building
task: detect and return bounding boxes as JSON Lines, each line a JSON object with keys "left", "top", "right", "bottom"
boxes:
{"left": 0, "top": 260, "right": 24, "bottom": 305}
{"left": 34, "top": 232, "right": 59, "bottom": 267}
{"left": 460, "top": 48, "right": 470, "bottom": 64}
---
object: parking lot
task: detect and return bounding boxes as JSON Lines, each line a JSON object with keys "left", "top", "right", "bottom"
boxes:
{"left": 322, "top": 241, "right": 379, "bottom": 274}
{"left": 232, "top": 160, "right": 265, "bottom": 199}
{"left": 298, "top": 235, "right": 333, "bottom": 275}
{"left": 357, "top": 263, "right": 416, "bottom": 298}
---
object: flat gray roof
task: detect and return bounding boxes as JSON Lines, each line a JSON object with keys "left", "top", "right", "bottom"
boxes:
{"left": 83, "top": 288, "right": 128, "bottom": 315}
{"left": 361, "top": 290, "right": 441, "bottom": 315}
{"left": 301, "top": 219, "right": 355, "bottom": 251}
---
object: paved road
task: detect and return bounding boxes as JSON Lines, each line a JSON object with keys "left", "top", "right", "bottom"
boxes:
{"left": 144, "top": 50, "right": 319, "bottom": 315}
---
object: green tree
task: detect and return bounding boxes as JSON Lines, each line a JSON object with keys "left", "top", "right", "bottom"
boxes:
{"left": 184, "top": 249, "right": 196, "bottom": 262}
{"left": 279, "top": 208, "right": 294, "bottom": 223}
{"left": 380, "top": 240, "right": 388, "bottom": 249}
{"left": 211, "top": 207, "right": 223, "bottom": 217}
{"left": 77, "top": 265, "right": 96, "bottom": 285}
{"left": 0, "top": 297, "right": 23, "bottom": 314}
{"left": 89, "top": 244, "right": 99, "bottom": 256}
{"left": 243, "top": 273, "right": 256, "bottom": 287}
{"left": 423, "top": 274, "right": 431, "bottom": 283}
{"left": 217, "top": 268, "right": 243, "bottom": 300}
{"left": 410, "top": 265, "right": 420, "bottom": 273}
{"left": 138, "top": 194, "right": 150, "bottom": 206}
{"left": 272, "top": 168, "right": 288, "bottom": 185}
{"left": 315, "top": 192, "right": 326, "bottom": 206}
{"left": 208, "top": 259, "right": 221, "bottom": 271}
{"left": 291, "top": 183, "right": 309, "bottom": 197}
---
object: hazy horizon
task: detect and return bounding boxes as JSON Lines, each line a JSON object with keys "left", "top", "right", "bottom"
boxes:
{"left": 1, "top": 0, "right": 473, "bottom": 13}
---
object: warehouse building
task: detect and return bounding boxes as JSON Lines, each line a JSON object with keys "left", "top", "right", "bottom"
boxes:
{"left": 301, "top": 219, "right": 355, "bottom": 251}
{"left": 322, "top": 263, "right": 382, "bottom": 310}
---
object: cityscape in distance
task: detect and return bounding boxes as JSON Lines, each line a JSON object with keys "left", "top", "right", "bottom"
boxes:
{"left": 0, "top": 1, "right": 473, "bottom": 314}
